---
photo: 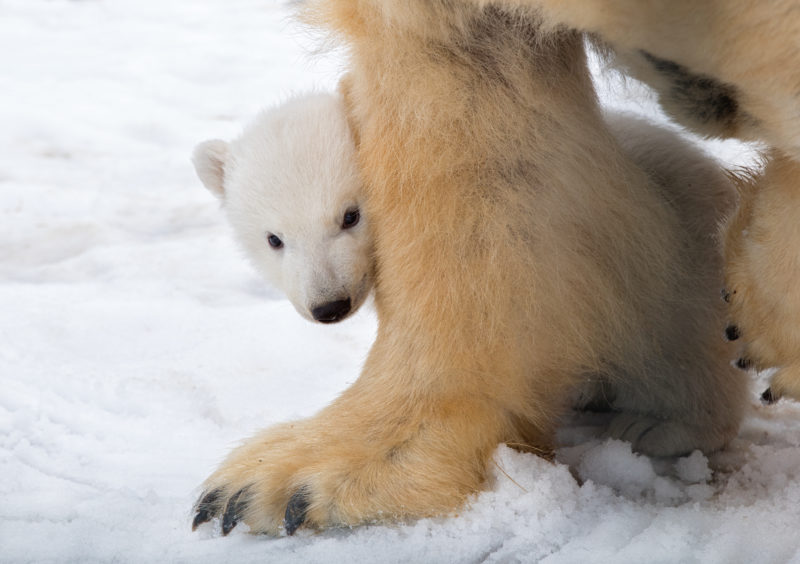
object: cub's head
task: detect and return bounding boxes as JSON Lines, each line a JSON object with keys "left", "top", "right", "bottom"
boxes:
{"left": 192, "top": 93, "right": 373, "bottom": 323}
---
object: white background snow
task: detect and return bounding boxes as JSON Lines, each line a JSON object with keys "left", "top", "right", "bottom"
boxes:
{"left": 3, "top": 1, "right": 800, "bottom": 562}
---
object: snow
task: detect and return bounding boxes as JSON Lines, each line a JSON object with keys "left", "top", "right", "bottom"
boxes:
{"left": 2, "top": 1, "right": 799, "bottom": 562}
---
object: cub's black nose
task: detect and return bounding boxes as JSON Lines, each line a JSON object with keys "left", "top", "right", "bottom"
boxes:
{"left": 312, "top": 299, "right": 352, "bottom": 323}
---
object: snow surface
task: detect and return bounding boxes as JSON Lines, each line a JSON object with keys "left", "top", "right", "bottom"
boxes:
{"left": 3, "top": 1, "right": 800, "bottom": 562}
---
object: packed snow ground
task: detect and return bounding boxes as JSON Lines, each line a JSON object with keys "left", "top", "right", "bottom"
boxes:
{"left": 3, "top": 1, "right": 800, "bottom": 562}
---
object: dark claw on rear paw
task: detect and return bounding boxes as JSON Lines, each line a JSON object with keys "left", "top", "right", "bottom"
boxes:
{"left": 735, "top": 357, "right": 751, "bottom": 370}
{"left": 284, "top": 487, "right": 310, "bottom": 536}
{"left": 724, "top": 324, "right": 740, "bottom": 341}
{"left": 761, "top": 387, "right": 777, "bottom": 405}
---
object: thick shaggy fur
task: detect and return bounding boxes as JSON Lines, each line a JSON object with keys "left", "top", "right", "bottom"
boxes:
{"left": 192, "top": 4, "right": 746, "bottom": 535}
{"left": 192, "top": 93, "right": 372, "bottom": 324}
{"left": 494, "top": 0, "right": 800, "bottom": 399}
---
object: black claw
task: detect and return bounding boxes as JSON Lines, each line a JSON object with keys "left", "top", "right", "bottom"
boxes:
{"left": 284, "top": 487, "right": 310, "bottom": 536}
{"left": 221, "top": 488, "right": 250, "bottom": 536}
{"left": 735, "top": 357, "right": 752, "bottom": 370}
{"left": 761, "top": 387, "right": 777, "bottom": 405}
{"left": 721, "top": 288, "right": 731, "bottom": 303}
{"left": 192, "top": 488, "right": 223, "bottom": 531}
{"left": 724, "top": 324, "right": 740, "bottom": 341}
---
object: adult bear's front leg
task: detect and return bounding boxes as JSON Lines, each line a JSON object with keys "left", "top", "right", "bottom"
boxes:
{"left": 191, "top": 335, "right": 522, "bottom": 535}
{"left": 191, "top": 3, "right": 593, "bottom": 535}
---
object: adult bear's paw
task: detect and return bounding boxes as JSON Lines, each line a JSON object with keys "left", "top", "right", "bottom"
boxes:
{"left": 190, "top": 420, "right": 389, "bottom": 536}
{"left": 191, "top": 409, "right": 496, "bottom": 536}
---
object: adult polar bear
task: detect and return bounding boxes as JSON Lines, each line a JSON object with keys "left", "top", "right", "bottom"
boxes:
{"left": 192, "top": 3, "right": 745, "bottom": 535}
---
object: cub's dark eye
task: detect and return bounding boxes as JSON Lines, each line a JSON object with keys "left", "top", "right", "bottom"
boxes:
{"left": 267, "top": 234, "right": 283, "bottom": 249}
{"left": 342, "top": 207, "right": 360, "bottom": 229}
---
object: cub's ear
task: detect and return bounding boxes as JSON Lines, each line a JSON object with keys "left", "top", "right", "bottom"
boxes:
{"left": 192, "top": 139, "right": 229, "bottom": 200}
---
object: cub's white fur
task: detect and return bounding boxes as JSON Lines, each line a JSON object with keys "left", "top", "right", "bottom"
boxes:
{"left": 192, "top": 93, "right": 372, "bottom": 324}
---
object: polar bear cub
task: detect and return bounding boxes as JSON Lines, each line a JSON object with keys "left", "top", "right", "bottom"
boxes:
{"left": 192, "top": 93, "right": 372, "bottom": 324}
